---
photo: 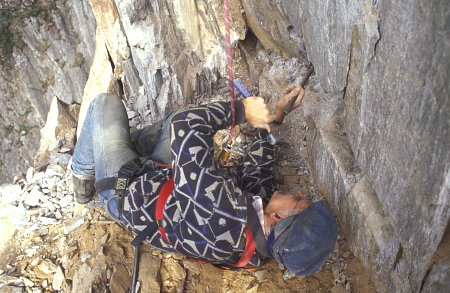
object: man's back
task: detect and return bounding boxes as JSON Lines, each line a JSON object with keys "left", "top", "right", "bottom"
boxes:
{"left": 121, "top": 101, "right": 274, "bottom": 267}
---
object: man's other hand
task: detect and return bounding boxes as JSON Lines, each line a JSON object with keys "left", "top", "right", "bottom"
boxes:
{"left": 242, "top": 96, "right": 274, "bottom": 131}
{"left": 273, "top": 85, "right": 305, "bottom": 123}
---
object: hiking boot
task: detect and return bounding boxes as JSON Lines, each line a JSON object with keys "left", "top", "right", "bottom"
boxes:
{"left": 72, "top": 175, "right": 95, "bottom": 204}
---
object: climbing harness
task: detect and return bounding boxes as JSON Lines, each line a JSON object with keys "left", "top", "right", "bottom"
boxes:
{"left": 95, "top": 158, "right": 263, "bottom": 292}
{"left": 131, "top": 174, "right": 258, "bottom": 269}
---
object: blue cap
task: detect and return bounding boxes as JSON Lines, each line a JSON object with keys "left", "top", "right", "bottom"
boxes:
{"left": 269, "top": 200, "right": 338, "bottom": 275}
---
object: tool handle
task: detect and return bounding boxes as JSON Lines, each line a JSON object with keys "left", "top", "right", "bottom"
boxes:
{"left": 233, "top": 78, "right": 254, "bottom": 98}
{"left": 282, "top": 66, "right": 314, "bottom": 116}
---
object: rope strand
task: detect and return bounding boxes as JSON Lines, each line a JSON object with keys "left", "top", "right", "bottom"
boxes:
{"left": 224, "top": 0, "right": 236, "bottom": 144}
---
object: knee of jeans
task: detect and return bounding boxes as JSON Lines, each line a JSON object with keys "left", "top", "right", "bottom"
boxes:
{"left": 92, "top": 93, "right": 119, "bottom": 110}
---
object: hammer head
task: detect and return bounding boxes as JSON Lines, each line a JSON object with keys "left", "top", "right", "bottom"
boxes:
{"left": 267, "top": 122, "right": 290, "bottom": 145}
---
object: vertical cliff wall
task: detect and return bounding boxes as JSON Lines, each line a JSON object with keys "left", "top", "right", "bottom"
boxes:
{"left": 1, "top": 0, "right": 448, "bottom": 291}
{"left": 273, "top": 0, "right": 449, "bottom": 291}
{"left": 0, "top": 0, "right": 95, "bottom": 182}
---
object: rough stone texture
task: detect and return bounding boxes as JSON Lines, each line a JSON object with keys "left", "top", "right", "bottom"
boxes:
{"left": 343, "top": 2, "right": 450, "bottom": 290}
{"left": 76, "top": 0, "right": 247, "bottom": 132}
{"left": 0, "top": 0, "right": 96, "bottom": 184}
{"left": 138, "top": 251, "right": 161, "bottom": 292}
{"left": 279, "top": 0, "right": 450, "bottom": 291}
{"left": 276, "top": 0, "right": 366, "bottom": 93}
{"left": 241, "top": 0, "right": 307, "bottom": 60}
{"left": 422, "top": 256, "right": 450, "bottom": 293}
{"left": 34, "top": 97, "right": 78, "bottom": 169}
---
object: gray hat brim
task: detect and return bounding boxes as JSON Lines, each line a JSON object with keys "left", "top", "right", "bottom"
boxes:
{"left": 271, "top": 200, "right": 339, "bottom": 276}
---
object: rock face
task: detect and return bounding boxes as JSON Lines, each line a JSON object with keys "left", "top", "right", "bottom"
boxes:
{"left": 1, "top": 0, "right": 448, "bottom": 292}
{"left": 0, "top": 0, "right": 95, "bottom": 183}
{"left": 275, "top": 0, "right": 449, "bottom": 291}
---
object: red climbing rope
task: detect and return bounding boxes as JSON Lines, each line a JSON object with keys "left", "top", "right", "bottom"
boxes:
{"left": 223, "top": 0, "right": 236, "bottom": 144}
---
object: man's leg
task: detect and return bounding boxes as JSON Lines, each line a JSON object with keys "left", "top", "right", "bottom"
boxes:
{"left": 130, "top": 109, "right": 180, "bottom": 165}
{"left": 72, "top": 93, "right": 138, "bottom": 214}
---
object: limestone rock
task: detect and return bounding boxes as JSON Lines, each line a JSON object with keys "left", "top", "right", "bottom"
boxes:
{"left": 34, "top": 97, "right": 78, "bottom": 170}
{"left": 422, "top": 256, "right": 450, "bottom": 293}
{"left": 24, "top": 186, "right": 45, "bottom": 207}
{"left": 51, "top": 266, "right": 64, "bottom": 291}
{"left": 0, "top": 184, "right": 22, "bottom": 205}
{"left": 241, "top": 0, "right": 306, "bottom": 59}
{"left": 138, "top": 252, "right": 161, "bottom": 293}
{"left": 109, "top": 264, "right": 130, "bottom": 293}
{"left": 63, "top": 216, "right": 85, "bottom": 235}
{"left": 35, "top": 259, "right": 57, "bottom": 279}
{"left": 0, "top": 275, "right": 22, "bottom": 287}
{"left": 0, "top": 0, "right": 95, "bottom": 184}
{"left": 254, "top": 270, "right": 267, "bottom": 282}
{"left": 165, "top": 259, "right": 186, "bottom": 281}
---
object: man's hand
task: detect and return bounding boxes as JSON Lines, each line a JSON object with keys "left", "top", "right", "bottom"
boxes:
{"left": 242, "top": 96, "right": 274, "bottom": 131}
{"left": 273, "top": 84, "right": 305, "bottom": 123}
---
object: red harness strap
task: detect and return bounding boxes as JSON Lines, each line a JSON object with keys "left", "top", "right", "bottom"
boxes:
{"left": 155, "top": 162, "right": 173, "bottom": 168}
{"left": 234, "top": 226, "right": 257, "bottom": 268}
{"left": 155, "top": 177, "right": 174, "bottom": 245}
{"left": 155, "top": 178, "right": 257, "bottom": 268}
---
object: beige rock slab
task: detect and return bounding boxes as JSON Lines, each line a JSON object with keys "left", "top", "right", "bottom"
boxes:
{"left": 109, "top": 264, "right": 130, "bottom": 293}
{"left": 138, "top": 251, "right": 162, "bottom": 293}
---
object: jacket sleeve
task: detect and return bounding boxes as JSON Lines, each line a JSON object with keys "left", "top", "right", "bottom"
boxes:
{"left": 240, "top": 129, "right": 275, "bottom": 201}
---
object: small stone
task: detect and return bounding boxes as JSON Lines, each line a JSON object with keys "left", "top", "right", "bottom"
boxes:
{"left": 45, "top": 165, "right": 65, "bottom": 177}
{"left": 35, "top": 260, "right": 57, "bottom": 279}
{"left": 282, "top": 270, "right": 296, "bottom": 280}
{"left": 59, "top": 196, "right": 71, "bottom": 208}
{"left": 31, "top": 258, "right": 40, "bottom": 267}
{"left": 246, "top": 284, "right": 259, "bottom": 293}
{"left": 166, "top": 260, "right": 186, "bottom": 280}
{"left": 57, "top": 181, "right": 67, "bottom": 190}
{"left": 63, "top": 216, "right": 85, "bottom": 234}
{"left": 24, "top": 186, "right": 45, "bottom": 207}
{"left": 25, "top": 246, "right": 39, "bottom": 257}
{"left": 42, "top": 202, "right": 56, "bottom": 212}
{"left": 127, "top": 110, "right": 138, "bottom": 119}
{"left": 59, "top": 147, "right": 71, "bottom": 153}
{"left": 49, "top": 153, "right": 72, "bottom": 166}
{"left": 39, "top": 217, "right": 59, "bottom": 225}
{"left": 54, "top": 211, "right": 62, "bottom": 220}
{"left": 39, "top": 227, "right": 48, "bottom": 236}
{"left": 26, "top": 167, "right": 35, "bottom": 182}
{"left": 172, "top": 254, "right": 184, "bottom": 261}
{"left": 0, "top": 275, "right": 21, "bottom": 287}
{"left": 52, "top": 266, "right": 64, "bottom": 290}
{"left": 182, "top": 260, "right": 203, "bottom": 274}
{"left": 81, "top": 253, "right": 91, "bottom": 262}
{"left": 254, "top": 269, "right": 268, "bottom": 282}
{"left": 0, "top": 184, "right": 22, "bottom": 204}
{"left": 13, "top": 174, "right": 24, "bottom": 184}
{"left": 49, "top": 137, "right": 65, "bottom": 151}
{"left": 22, "top": 277, "right": 34, "bottom": 287}
{"left": 100, "top": 234, "right": 109, "bottom": 244}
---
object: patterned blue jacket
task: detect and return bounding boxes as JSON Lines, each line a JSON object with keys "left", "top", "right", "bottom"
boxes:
{"left": 122, "top": 101, "right": 275, "bottom": 267}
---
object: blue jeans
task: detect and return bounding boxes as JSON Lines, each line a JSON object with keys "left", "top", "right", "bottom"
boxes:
{"left": 72, "top": 93, "right": 174, "bottom": 216}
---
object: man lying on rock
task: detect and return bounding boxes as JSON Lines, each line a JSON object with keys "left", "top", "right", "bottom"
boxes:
{"left": 71, "top": 85, "right": 338, "bottom": 275}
